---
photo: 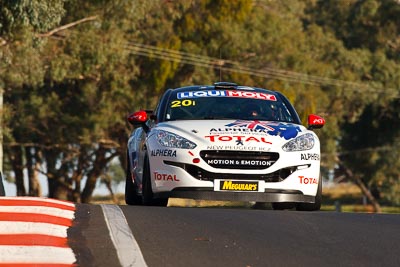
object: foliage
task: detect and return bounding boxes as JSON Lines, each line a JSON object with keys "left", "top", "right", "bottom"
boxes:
{"left": 305, "top": 0, "right": 400, "bottom": 205}
{"left": 1, "top": 0, "right": 399, "bottom": 205}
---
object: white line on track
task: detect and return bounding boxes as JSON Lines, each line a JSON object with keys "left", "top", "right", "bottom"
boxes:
{"left": 101, "top": 204, "right": 147, "bottom": 267}
{"left": 0, "top": 221, "right": 69, "bottom": 237}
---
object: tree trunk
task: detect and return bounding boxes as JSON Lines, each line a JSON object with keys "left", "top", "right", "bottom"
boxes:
{"left": 343, "top": 166, "right": 382, "bottom": 213}
{"left": 81, "top": 146, "right": 117, "bottom": 203}
{"left": 52, "top": 176, "right": 70, "bottom": 200}
{"left": 104, "top": 173, "right": 117, "bottom": 203}
{"left": 71, "top": 150, "right": 85, "bottom": 203}
{"left": 72, "top": 171, "right": 82, "bottom": 203}
{"left": 46, "top": 149, "right": 70, "bottom": 200}
{"left": 0, "top": 171, "right": 5, "bottom": 196}
{"left": 26, "top": 146, "right": 41, "bottom": 196}
{"left": 0, "top": 87, "right": 3, "bottom": 174}
{"left": 10, "top": 145, "right": 26, "bottom": 196}
{"left": 81, "top": 147, "right": 107, "bottom": 203}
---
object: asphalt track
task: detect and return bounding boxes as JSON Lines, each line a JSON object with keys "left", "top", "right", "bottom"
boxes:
{"left": 71, "top": 204, "right": 400, "bottom": 267}
{"left": 1, "top": 197, "right": 399, "bottom": 267}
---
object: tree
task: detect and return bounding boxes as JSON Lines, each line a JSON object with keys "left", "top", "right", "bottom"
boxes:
{"left": 2, "top": 0, "right": 155, "bottom": 202}
{"left": 2, "top": 0, "right": 399, "bottom": 208}
{"left": 1, "top": 0, "right": 66, "bottom": 195}
{"left": 305, "top": 0, "right": 400, "bottom": 209}
{"left": 33, "top": 0, "right": 155, "bottom": 202}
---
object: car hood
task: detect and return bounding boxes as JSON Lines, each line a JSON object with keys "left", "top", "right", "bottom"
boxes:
{"left": 154, "top": 120, "right": 309, "bottom": 150}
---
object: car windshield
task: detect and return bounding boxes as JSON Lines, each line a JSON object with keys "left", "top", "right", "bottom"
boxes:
{"left": 165, "top": 89, "right": 295, "bottom": 122}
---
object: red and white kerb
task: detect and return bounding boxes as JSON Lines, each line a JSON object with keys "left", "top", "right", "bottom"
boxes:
{"left": 0, "top": 197, "right": 76, "bottom": 267}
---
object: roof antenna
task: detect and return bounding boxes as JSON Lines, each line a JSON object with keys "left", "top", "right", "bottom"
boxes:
{"left": 219, "top": 48, "right": 222, "bottom": 82}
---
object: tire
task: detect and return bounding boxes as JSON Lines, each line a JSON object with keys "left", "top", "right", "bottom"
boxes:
{"left": 142, "top": 154, "right": 168, "bottom": 206}
{"left": 125, "top": 156, "right": 142, "bottom": 205}
{"left": 296, "top": 178, "right": 322, "bottom": 211}
{"left": 272, "top": 202, "right": 295, "bottom": 210}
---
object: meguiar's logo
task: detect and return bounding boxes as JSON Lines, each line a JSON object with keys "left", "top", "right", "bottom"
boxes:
{"left": 220, "top": 181, "right": 258, "bottom": 191}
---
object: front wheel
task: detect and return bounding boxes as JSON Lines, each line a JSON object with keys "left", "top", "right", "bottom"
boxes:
{"left": 125, "top": 156, "right": 142, "bottom": 205}
{"left": 142, "top": 154, "right": 168, "bottom": 206}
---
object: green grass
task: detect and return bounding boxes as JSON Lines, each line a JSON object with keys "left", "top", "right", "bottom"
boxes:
{"left": 322, "top": 183, "right": 400, "bottom": 213}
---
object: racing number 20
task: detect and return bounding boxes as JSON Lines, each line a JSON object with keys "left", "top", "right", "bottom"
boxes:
{"left": 171, "top": 100, "right": 196, "bottom": 108}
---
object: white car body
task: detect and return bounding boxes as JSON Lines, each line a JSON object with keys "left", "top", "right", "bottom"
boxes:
{"left": 126, "top": 82, "right": 325, "bottom": 210}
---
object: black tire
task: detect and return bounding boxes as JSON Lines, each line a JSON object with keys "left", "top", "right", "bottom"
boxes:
{"left": 142, "top": 155, "right": 168, "bottom": 206}
{"left": 296, "top": 178, "right": 322, "bottom": 211}
{"left": 272, "top": 202, "right": 295, "bottom": 210}
{"left": 125, "top": 156, "right": 142, "bottom": 205}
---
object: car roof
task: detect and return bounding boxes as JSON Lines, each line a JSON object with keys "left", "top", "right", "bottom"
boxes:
{"left": 155, "top": 82, "right": 301, "bottom": 124}
{"left": 169, "top": 82, "right": 278, "bottom": 96}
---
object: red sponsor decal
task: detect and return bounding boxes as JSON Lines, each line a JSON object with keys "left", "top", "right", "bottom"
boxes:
{"left": 154, "top": 171, "right": 180, "bottom": 181}
{"left": 307, "top": 114, "right": 325, "bottom": 128}
{"left": 127, "top": 110, "right": 148, "bottom": 123}
{"left": 204, "top": 135, "right": 272, "bottom": 144}
{"left": 299, "top": 176, "right": 318, "bottom": 184}
{"left": 134, "top": 115, "right": 144, "bottom": 120}
{"left": 226, "top": 90, "right": 276, "bottom": 101}
{"left": 313, "top": 118, "right": 324, "bottom": 124}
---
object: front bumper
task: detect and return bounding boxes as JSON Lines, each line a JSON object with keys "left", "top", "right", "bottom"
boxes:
{"left": 148, "top": 143, "right": 321, "bottom": 202}
{"left": 155, "top": 188, "right": 316, "bottom": 203}
{"left": 151, "top": 159, "right": 321, "bottom": 198}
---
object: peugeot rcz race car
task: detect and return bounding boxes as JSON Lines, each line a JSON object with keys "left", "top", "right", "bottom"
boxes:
{"left": 125, "top": 82, "right": 325, "bottom": 210}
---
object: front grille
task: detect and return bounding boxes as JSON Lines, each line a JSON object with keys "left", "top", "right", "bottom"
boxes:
{"left": 164, "top": 161, "right": 298, "bottom": 183}
{"left": 200, "top": 150, "right": 279, "bottom": 170}
{"left": 187, "top": 165, "right": 281, "bottom": 182}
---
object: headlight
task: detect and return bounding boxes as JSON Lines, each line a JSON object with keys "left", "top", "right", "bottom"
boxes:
{"left": 282, "top": 133, "right": 315, "bottom": 152}
{"left": 154, "top": 130, "right": 197, "bottom": 149}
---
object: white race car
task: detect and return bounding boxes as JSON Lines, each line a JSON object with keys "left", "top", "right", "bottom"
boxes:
{"left": 125, "top": 82, "right": 325, "bottom": 210}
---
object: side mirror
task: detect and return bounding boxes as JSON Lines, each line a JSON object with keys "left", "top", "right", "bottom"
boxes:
{"left": 307, "top": 114, "right": 325, "bottom": 130}
{"left": 127, "top": 110, "right": 148, "bottom": 125}
{"left": 127, "top": 110, "right": 152, "bottom": 132}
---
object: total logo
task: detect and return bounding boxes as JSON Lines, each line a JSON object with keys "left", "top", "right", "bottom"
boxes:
{"left": 299, "top": 176, "right": 318, "bottom": 185}
{"left": 204, "top": 135, "right": 272, "bottom": 144}
{"left": 153, "top": 171, "right": 180, "bottom": 181}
